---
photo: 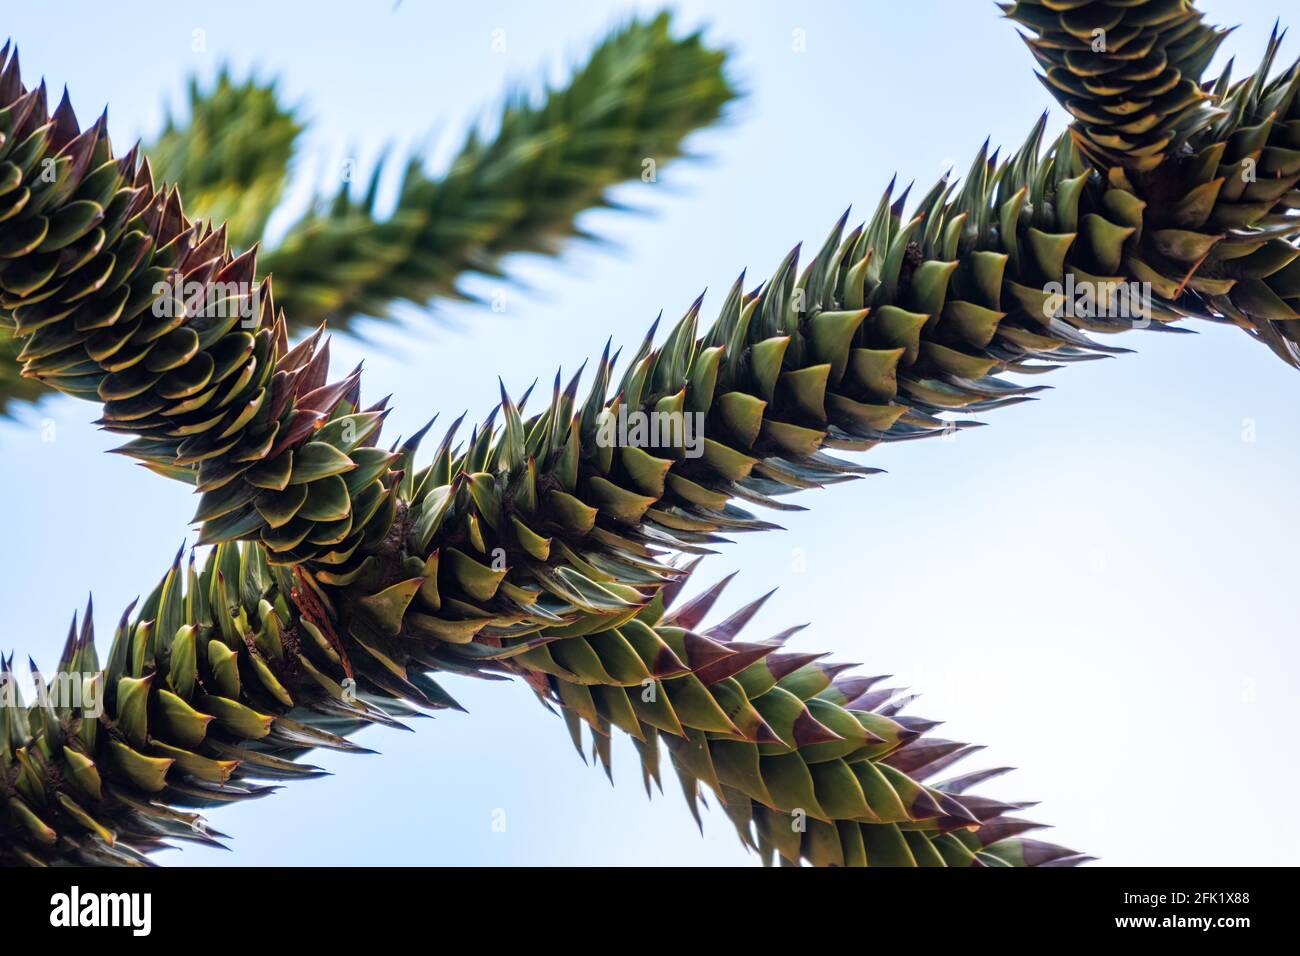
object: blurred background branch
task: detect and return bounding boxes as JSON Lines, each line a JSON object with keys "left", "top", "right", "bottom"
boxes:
{"left": 0, "top": 12, "right": 735, "bottom": 417}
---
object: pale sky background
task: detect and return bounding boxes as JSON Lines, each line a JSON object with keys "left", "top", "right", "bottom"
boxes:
{"left": 2, "top": 0, "right": 1296, "bottom": 866}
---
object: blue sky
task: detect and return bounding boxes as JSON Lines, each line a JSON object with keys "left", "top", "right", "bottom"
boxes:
{"left": 2, "top": 0, "right": 1296, "bottom": 865}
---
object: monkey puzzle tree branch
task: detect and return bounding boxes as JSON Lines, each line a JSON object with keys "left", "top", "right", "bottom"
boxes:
{"left": 1009, "top": 1, "right": 1300, "bottom": 365}
{"left": 1006, "top": 0, "right": 1229, "bottom": 171}
{"left": 261, "top": 13, "right": 736, "bottom": 332}
{"left": 0, "top": 545, "right": 1086, "bottom": 868}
